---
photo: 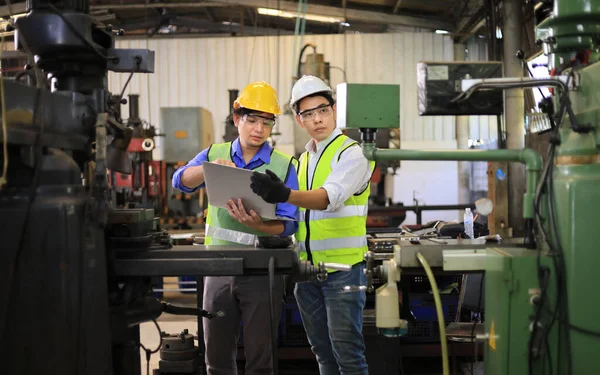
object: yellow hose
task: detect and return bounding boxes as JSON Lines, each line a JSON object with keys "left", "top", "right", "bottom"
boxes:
{"left": 417, "top": 252, "right": 449, "bottom": 375}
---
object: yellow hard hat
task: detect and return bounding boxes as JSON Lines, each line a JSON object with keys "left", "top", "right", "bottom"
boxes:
{"left": 234, "top": 81, "right": 282, "bottom": 115}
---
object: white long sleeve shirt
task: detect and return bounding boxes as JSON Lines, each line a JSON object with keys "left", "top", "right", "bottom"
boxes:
{"left": 304, "top": 128, "right": 372, "bottom": 212}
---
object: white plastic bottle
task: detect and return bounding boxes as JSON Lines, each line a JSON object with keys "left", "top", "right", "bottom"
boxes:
{"left": 464, "top": 208, "right": 474, "bottom": 239}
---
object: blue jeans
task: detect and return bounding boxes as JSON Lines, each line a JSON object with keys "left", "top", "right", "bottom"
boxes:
{"left": 294, "top": 263, "right": 369, "bottom": 375}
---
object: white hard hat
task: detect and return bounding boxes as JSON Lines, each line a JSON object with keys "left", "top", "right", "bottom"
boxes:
{"left": 290, "top": 75, "right": 333, "bottom": 114}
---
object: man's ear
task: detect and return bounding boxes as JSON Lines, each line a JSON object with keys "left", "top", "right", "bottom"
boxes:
{"left": 233, "top": 114, "right": 241, "bottom": 127}
{"left": 295, "top": 114, "right": 305, "bottom": 128}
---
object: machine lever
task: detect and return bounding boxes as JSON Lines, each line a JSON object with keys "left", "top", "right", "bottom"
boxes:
{"left": 321, "top": 262, "right": 352, "bottom": 272}
{"left": 316, "top": 262, "right": 352, "bottom": 281}
{"left": 161, "top": 302, "right": 225, "bottom": 319}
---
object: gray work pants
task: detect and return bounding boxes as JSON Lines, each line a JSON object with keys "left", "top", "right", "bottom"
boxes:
{"left": 203, "top": 275, "right": 285, "bottom": 375}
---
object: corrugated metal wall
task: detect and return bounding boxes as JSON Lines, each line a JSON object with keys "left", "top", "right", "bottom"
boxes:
{"left": 108, "top": 32, "right": 456, "bottom": 154}
{"left": 465, "top": 37, "right": 499, "bottom": 142}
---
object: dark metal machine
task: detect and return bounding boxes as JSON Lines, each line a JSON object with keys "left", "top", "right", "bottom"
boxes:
{"left": 0, "top": 2, "right": 327, "bottom": 375}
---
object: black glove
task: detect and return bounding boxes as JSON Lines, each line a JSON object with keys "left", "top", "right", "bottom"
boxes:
{"left": 250, "top": 169, "right": 291, "bottom": 204}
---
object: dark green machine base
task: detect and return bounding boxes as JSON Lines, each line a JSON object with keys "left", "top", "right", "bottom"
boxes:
{"left": 484, "top": 248, "right": 541, "bottom": 374}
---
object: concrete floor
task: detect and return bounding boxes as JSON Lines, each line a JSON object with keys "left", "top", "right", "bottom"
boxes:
{"left": 138, "top": 282, "right": 478, "bottom": 375}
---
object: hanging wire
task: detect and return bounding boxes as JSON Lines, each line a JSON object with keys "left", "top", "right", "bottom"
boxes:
{"left": 290, "top": 0, "right": 305, "bottom": 80}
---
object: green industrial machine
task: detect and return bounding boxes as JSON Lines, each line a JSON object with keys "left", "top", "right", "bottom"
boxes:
{"left": 337, "top": 0, "right": 600, "bottom": 373}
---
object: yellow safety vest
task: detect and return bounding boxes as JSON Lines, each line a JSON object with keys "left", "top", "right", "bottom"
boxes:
{"left": 204, "top": 142, "right": 296, "bottom": 246}
{"left": 296, "top": 134, "right": 374, "bottom": 269}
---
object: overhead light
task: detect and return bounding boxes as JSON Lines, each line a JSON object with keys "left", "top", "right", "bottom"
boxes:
{"left": 341, "top": 22, "right": 350, "bottom": 27}
{"left": 257, "top": 7, "right": 343, "bottom": 24}
{"left": 496, "top": 26, "right": 503, "bottom": 39}
{"left": 222, "top": 21, "right": 240, "bottom": 26}
{"left": 435, "top": 29, "right": 450, "bottom": 34}
{"left": 158, "top": 25, "right": 177, "bottom": 34}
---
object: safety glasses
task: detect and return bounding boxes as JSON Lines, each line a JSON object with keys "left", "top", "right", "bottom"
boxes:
{"left": 242, "top": 113, "right": 276, "bottom": 127}
{"left": 299, "top": 104, "right": 332, "bottom": 122}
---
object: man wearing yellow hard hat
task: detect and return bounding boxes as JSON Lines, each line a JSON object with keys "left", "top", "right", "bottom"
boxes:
{"left": 172, "top": 81, "right": 299, "bottom": 375}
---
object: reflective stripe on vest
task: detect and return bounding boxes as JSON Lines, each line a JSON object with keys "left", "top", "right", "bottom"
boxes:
{"left": 204, "top": 142, "right": 295, "bottom": 246}
{"left": 296, "top": 134, "right": 374, "bottom": 268}
{"left": 298, "top": 204, "right": 368, "bottom": 222}
{"left": 205, "top": 224, "right": 257, "bottom": 246}
{"left": 297, "top": 235, "right": 368, "bottom": 252}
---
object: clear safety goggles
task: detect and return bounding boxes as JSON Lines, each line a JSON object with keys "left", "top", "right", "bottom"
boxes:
{"left": 242, "top": 113, "right": 276, "bottom": 127}
{"left": 299, "top": 104, "right": 332, "bottom": 122}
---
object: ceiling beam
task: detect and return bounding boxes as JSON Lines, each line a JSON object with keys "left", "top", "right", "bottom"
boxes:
{"left": 0, "top": 2, "right": 229, "bottom": 17}
{"left": 91, "top": 2, "right": 231, "bottom": 11}
{"left": 95, "top": 13, "right": 117, "bottom": 22}
{"left": 120, "top": 15, "right": 300, "bottom": 36}
{"left": 118, "top": 30, "right": 305, "bottom": 39}
{"left": 0, "top": 2, "right": 26, "bottom": 17}
{"left": 164, "top": 0, "right": 453, "bottom": 30}
{"left": 0, "top": 0, "right": 454, "bottom": 31}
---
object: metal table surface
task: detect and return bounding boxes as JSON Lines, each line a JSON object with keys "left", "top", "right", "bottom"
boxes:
{"left": 369, "top": 237, "right": 526, "bottom": 270}
{"left": 113, "top": 245, "right": 298, "bottom": 277}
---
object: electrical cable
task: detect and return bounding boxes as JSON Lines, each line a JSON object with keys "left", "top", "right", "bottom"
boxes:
{"left": 47, "top": 4, "right": 116, "bottom": 63}
{"left": 5, "top": 0, "right": 44, "bottom": 88}
{"left": 524, "top": 64, "right": 548, "bottom": 99}
{"left": 417, "top": 253, "right": 449, "bottom": 375}
{"left": 530, "top": 75, "right": 584, "bottom": 375}
{"left": 139, "top": 319, "right": 163, "bottom": 375}
{"left": 290, "top": 0, "right": 304, "bottom": 80}
{"left": 246, "top": 7, "right": 259, "bottom": 83}
{"left": 531, "top": 101, "right": 564, "bottom": 375}
{"left": 118, "top": 57, "right": 142, "bottom": 100}
{"left": 268, "top": 256, "right": 279, "bottom": 375}
{"left": 529, "top": 80, "right": 561, "bottom": 375}
{"left": 296, "top": 43, "right": 316, "bottom": 81}
{"left": 460, "top": 73, "right": 594, "bottom": 374}
{"left": 329, "top": 66, "right": 347, "bottom": 83}
{"left": 0, "top": 87, "right": 44, "bottom": 346}
{"left": 546, "top": 141, "right": 574, "bottom": 375}
{"left": 545, "top": 333, "right": 553, "bottom": 375}
{"left": 528, "top": 266, "right": 550, "bottom": 375}
{"left": 540, "top": 77, "right": 574, "bottom": 374}
{"left": 568, "top": 323, "right": 600, "bottom": 337}
{"left": 119, "top": 72, "right": 136, "bottom": 100}
{"left": 75, "top": 155, "right": 100, "bottom": 374}
{"left": 0, "top": 34, "right": 8, "bottom": 190}
{"left": 470, "top": 273, "right": 484, "bottom": 374}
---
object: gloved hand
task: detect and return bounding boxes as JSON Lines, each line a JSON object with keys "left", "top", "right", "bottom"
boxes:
{"left": 250, "top": 169, "right": 291, "bottom": 204}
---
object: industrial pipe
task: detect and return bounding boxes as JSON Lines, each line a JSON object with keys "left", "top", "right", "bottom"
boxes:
{"left": 361, "top": 143, "right": 542, "bottom": 219}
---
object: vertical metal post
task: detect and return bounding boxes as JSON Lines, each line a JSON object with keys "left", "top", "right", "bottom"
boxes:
{"left": 503, "top": 0, "right": 526, "bottom": 236}
{"left": 196, "top": 276, "right": 206, "bottom": 373}
{"left": 454, "top": 43, "right": 472, "bottom": 213}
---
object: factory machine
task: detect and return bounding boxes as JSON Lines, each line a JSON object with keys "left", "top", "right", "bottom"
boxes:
{"left": 334, "top": 1, "right": 600, "bottom": 374}
{"left": 109, "top": 93, "right": 166, "bottom": 216}
{"left": 0, "top": 2, "right": 342, "bottom": 375}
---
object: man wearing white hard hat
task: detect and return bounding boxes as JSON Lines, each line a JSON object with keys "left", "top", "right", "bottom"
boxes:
{"left": 250, "top": 75, "right": 373, "bottom": 375}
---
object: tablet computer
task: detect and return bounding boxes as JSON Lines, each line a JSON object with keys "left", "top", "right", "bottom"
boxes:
{"left": 202, "top": 161, "right": 296, "bottom": 221}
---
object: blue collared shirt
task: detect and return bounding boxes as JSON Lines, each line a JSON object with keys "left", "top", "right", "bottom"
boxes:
{"left": 172, "top": 138, "right": 299, "bottom": 236}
